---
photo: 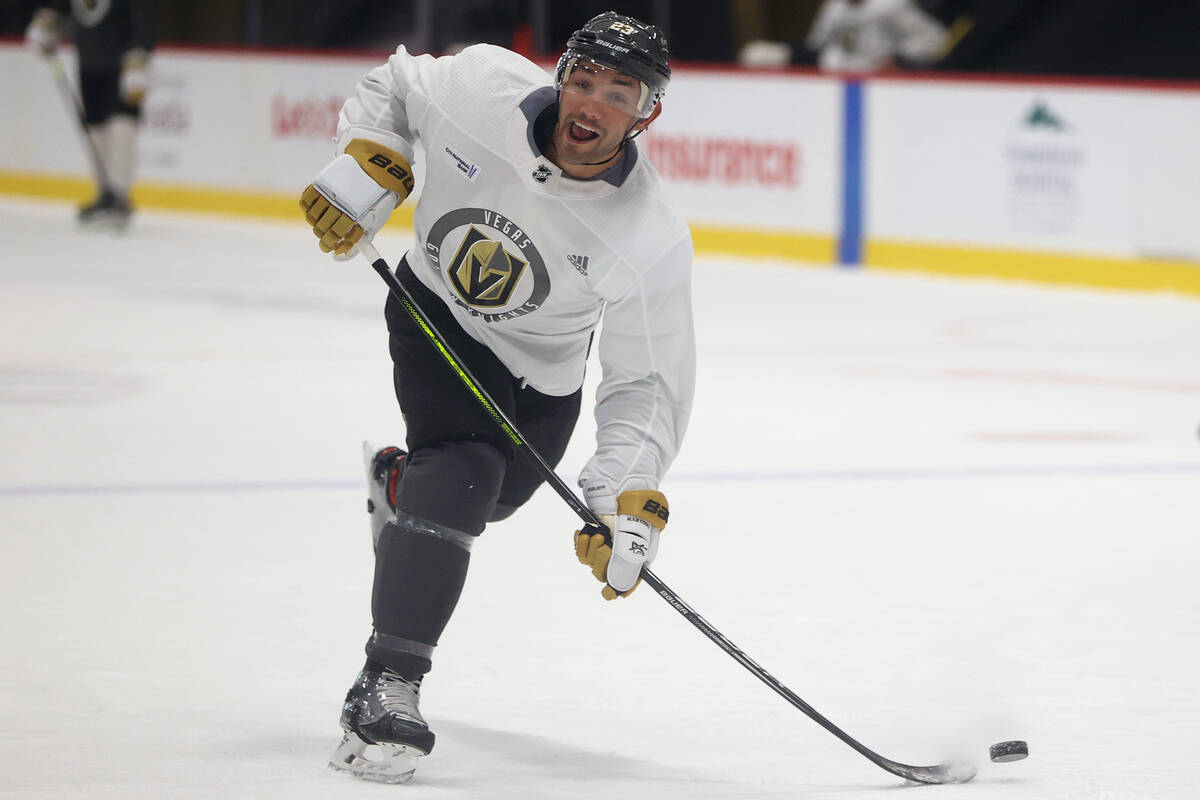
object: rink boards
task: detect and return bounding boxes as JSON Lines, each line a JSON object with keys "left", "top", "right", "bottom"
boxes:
{"left": 0, "top": 42, "right": 1197, "bottom": 294}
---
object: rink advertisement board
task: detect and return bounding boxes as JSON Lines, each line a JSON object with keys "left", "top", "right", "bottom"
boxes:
{"left": 866, "top": 77, "right": 1200, "bottom": 262}
{"left": 636, "top": 71, "right": 840, "bottom": 242}
{"left": 1, "top": 43, "right": 1198, "bottom": 293}
{"left": 0, "top": 45, "right": 840, "bottom": 255}
{"left": 0, "top": 45, "right": 412, "bottom": 211}
{"left": 136, "top": 50, "right": 376, "bottom": 193}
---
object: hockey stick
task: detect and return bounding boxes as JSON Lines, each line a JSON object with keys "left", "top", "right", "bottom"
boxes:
{"left": 358, "top": 241, "right": 975, "bottom": 785}
{"left": 45, "top": 51, "right": 114, "bottom": 192}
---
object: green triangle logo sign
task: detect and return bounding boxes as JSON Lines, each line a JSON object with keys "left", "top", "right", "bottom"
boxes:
{"left": 1024, "top": 102, "right": 1067, "bottom": 131}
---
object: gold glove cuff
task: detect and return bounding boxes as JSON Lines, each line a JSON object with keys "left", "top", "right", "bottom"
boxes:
{"left": 344, "top": 138, "right": 415, "bottom": 199}
{"left": 616, "top": 490, "right": 670, "bottom": 530}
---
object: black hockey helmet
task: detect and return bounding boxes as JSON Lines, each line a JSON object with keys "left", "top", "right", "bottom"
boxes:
{"left": 555, "top": 11, "right": 671, "bottom": 118}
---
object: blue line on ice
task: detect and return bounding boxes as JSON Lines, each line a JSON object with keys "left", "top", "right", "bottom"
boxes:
{"left": 2, "top": 462, "right": 1198, "bottom": 497}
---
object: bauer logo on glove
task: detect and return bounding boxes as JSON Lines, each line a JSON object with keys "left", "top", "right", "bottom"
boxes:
{"left": 299, "top": 138, "right": 414, "bottom": 257}
{"left": 366, "top": 152, "right": 416, "bottom": 190}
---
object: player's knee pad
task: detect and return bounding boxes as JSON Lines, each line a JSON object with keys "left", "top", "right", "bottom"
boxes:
{"left": 490, "top": 467, "right": 545, "bottom": 521}
{"left": 396, "top": 439, "right": 506, "bottom": 535}
{"left": 488, "top": 502, "right": 518, "bottom": 522}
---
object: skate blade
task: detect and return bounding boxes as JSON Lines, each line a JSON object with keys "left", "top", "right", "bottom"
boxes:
{"left": 78, "top": 214, "right": 131, "bottom": 234}
{"left": 328, "top": 732, "right": 422, "bottom": 784}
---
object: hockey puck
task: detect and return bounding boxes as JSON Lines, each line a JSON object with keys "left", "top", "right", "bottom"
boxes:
{"left": 989, "top": 740, "right": 1028, "bottom": 763}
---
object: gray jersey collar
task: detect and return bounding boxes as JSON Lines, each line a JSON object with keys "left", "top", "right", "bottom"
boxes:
{"left": 519, "top": 86, "right": 639, "bottom": 188}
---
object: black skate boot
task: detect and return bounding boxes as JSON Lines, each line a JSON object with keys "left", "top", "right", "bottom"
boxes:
{"left": 328, "top": 661, "right": 434, "bottom": 783}
{"left": 78, "top": 190, "right": 133, "bottom": 231}
{"left": 108, "top": 195, "right": 133, "bottom": 231}
{"left": 77, "top": 189, "right": 118, "bottom": 225}
{"left": 363, "top": 441, "right": 406, "bottom": 550}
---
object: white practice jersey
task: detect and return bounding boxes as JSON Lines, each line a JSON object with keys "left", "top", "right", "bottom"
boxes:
{"left": 336, "top": 44, "right": 695, "bottom": 500}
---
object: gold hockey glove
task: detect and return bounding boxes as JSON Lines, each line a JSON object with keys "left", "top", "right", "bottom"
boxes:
{"left": 300, "top": 138, "right": 414, "bottom": 257}
{"left": 25, "top": 9, "right": 59, "bottom": 56}
{"left": 119, "top": 49, "right": 151, "bottom": 105}
{"left": 575, "top": 490, "right": 668, "bottom": 601}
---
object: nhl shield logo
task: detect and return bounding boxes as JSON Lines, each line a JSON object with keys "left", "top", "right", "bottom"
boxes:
{"left": 532, "top": 164, "right": 553, "bottom": 183}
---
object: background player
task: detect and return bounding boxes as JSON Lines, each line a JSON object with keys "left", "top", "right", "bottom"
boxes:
{"left": 26, "top": 0, "right": 156, "bottom": 228}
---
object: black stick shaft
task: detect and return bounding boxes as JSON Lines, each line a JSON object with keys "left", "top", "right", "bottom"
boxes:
{"left": 47, "top": 52, "right": 113, "bottom": 191}
{"left": 358, "top": 242, "right": 972, "bottom": 785}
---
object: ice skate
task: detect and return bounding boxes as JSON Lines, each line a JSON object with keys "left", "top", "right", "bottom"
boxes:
{"left": 106, "top": 196, "right": 133, "bottom": 231}
{"left": 77, "top": 190, "right": 132, "bottom": 231}
{"left": 363, "top": 441, "right": 406, "bottom": 549}
{"left": 77, "top": 189, "right": 117, "bottom": 225}
{"left": 328, "top": 662, "right": 434, "bottom": 784}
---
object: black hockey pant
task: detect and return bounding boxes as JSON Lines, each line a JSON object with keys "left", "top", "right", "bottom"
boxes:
{"left": 366, "top": 257, "right": 582, "bottom": 679}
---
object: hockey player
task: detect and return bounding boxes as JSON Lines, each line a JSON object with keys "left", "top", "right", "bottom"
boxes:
{"left": 300, "top": 11, "right": 695, "bottom": 784}
{"left": 739, "top": 0, "right": 947, "bottom": 71}
{"left": 25, "top": 1, "right": 156, "bottom": 228}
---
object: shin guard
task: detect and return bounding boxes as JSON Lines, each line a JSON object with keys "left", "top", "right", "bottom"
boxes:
{"left": 366, "top": 513, "right": 474, "bottom": 679}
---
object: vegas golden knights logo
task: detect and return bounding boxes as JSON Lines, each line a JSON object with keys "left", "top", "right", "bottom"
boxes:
{"left": 427, "top": 207, "right": 549, "bottom": 322}
{"left": 73, "top": 0, "right": 111, "bottom": 26}
{"left": 447, "top": 226, "right": 528, "bottom": 307}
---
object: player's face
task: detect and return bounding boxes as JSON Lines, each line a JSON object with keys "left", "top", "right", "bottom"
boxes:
{"left": 553, "top": 62, "right": 657, "bottom": 173}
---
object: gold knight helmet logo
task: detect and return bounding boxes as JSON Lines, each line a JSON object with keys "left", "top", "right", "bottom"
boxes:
{"left": 447, "top": 226, "right": 528, "bottom": 307}
{"left": 427, "top": 207, "right": 549, "bottom": 322}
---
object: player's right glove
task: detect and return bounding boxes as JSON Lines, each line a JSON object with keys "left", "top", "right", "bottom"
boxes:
{"left": 299, "top": 138, "right": 415, "bottom": 258}
{"left": 119, "top": 48, "right": 151, "bottom": 105}
{"left": 25, "top": 8, "right": 59, "bottom": 56}
{"left": 575, "top": 489, "right": 669, "bottom": 601}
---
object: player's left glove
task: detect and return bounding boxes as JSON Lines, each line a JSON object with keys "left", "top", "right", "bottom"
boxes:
{"left": 119, "top": 49, "right": 151, "bottom": 104}
{"left": 575, "top": 490, "right": 669, "bottom": 601}
{"left": 299, "top": 139, "right": 414, "bottom": 258}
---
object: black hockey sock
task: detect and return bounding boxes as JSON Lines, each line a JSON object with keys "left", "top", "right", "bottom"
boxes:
{"left": 365, "top": 514, "right": 475, "bottom": 680}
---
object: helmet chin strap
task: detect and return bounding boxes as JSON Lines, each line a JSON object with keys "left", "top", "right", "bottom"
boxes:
{"left": 577, "top": 119, "right": 647, "bottom": 167}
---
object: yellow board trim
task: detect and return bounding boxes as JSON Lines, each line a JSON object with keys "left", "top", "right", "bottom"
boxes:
{"left": 691, "top": 224, "right": 836, "bottom": 263}
{"left": 867, "top": 239, "right": 1200, "bottom": 297}
{"left": 0, "top": 170, "right": 94, "bottom": 203}
{"left": 0, "top": 169, "right": 416, "bottom": 228}
{"left": 4, "top": 169, "right": 1199, "bottom": 296}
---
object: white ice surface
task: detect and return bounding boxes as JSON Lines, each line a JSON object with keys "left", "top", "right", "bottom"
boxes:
{"left": 2, "top": 199, "right": 1199, "bottom": 799}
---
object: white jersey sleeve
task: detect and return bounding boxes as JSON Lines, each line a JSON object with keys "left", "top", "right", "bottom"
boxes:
{"left": 580, "top": 233, "right": 695, "bottom": 505}
{"left": 334, "top": 46, "right": 457, "bottom": 163}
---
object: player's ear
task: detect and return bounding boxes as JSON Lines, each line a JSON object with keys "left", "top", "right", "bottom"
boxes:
{"left": 634, "top": 101, "right": 663, "bottom": 133}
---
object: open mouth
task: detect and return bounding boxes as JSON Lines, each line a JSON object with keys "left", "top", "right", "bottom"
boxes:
{"left": 568, "top": 120, "right": 601, "bottom": 143}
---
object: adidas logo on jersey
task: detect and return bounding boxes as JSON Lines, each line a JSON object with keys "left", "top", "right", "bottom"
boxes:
{"left": 567, "top": 253, "right": 589, "bottom": 275}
